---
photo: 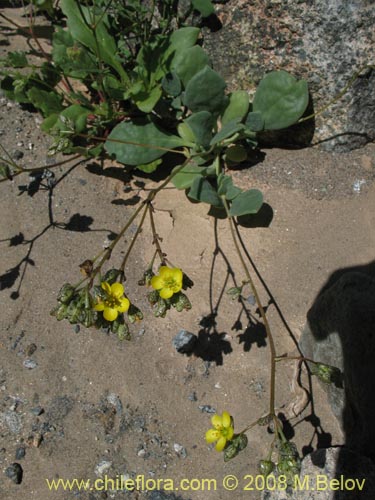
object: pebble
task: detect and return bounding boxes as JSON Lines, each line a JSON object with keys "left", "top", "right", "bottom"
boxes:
{"left": 173, "top": 443, "right": 187, "bottom": 458}
{"left": 107, "top": 393, "right": 123, "bottom": 415}
{"left": 188, "top": 392, "right": 197, "bottom": 402}
{"left": 12, "top": 150, "right": 24, "bottom": 160}
{"left": 172, "top": 330, "right": 197, "bottom": 353}
{"left": 23, "top": 359, "right": 38, "bottom": 369}
{"left": 137, "top": 448, "right": 147, "bottom": 458}
{"left": 74, "top": 324, "right": 80, "bottom": 334}
{"left": 30, "top": 406, "right": 44, "bottom": 416}
{"left": 15, "top": 447, "right": 26, "bottom": 460}
{"left": 198, "top": 405, "right": 216, "bottom": 414}
{"left": 246, "top": 294, "right": 256, "bottom": 305}
{"left": 95, "top": 460, "right": 112, "bottom": 477}
{"left": 1, "top": 410, "right": 22, "bottom": 434}
{"left": 5, "top": 463, "right": 23, "bottom": 484}
{"left": 25, "top": 343, "right": 37, "bottom": 356}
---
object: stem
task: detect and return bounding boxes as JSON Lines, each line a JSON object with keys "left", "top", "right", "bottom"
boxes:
{"left": 222, "top": 197, "right": 277, "bottom": 416}
{"left": 148, "top": 203, "right": 165, "bottom": 265}
{"left": 119, "top": 203, "right": 148, "bottom": 274}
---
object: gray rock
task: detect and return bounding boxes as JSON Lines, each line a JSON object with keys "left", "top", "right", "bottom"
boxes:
{"left": 172, "top": 330, "right": 197, "bottom": 353}
{"left": 15, "top": 447, "right": 25, "bottom": 460}
{"left": 95, "top": 460, "right": 112, "bottom": 477}
{"left": 12, "top": 150, "right": 24, "bottom": 160}
{"left": 30, "top": 406, "right": 44, "bottom": 416}
{"left": 23, "top": 359, "right": 37, "bottom": 369}
{"left": 198, "top": 405, "right": 216, "bottom": 414}
{"left": 5, "top": 463, "right": 23, "bottom": 484}
{"left": 0, "top": 410, "right": 22, "bottom": 434}
{"left": 204, "top": 1, "right": 375, "bottom": 151}
{"left": 300, "top": 270, "right": 375, "bottom": 458}
{"left": 46, "top": 396, "right": 74, "bottom": 422}
{"left": 261, "top": 447, "right": 375, "bottom": 499}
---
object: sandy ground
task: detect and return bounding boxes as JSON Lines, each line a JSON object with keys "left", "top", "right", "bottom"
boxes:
{"left": 1, "top": 6, "right": 375, "bottom": 500}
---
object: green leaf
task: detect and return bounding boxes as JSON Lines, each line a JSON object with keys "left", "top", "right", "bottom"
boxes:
{"left": 172, "top": 45, "right": 210, "bottom": 87}
{"left": 192, "top": 0, "right": 215, "bottom": 17}
{"left": 103, "top": 75, "right": 125, "bottom": 100}
{"left": 245, "top": 111, "right": 264, "bottom": 132}
{"left": 52, "top": 28, "right": 98, "bottom": 79}
{"left": 136, "top": 158, "right": 162, "bottom": 173}
{"left": 184, "top": 66, "right": 226, "bottom": 113}
{"left": 171, "top": 164, "right": 205, "bottom": 190}
{"left": 162, "top": 72, "right": 182, "bottom": 97}
{"left": 229, "top": 189, "right": 263, "bottom": 216}
{"left": 221, "top": 90, "right": 249, "bottom": 125}
{"left": 60, "top": 105, "right": 90, "bottom": 132}
{"left": 6, "top": 51, "right": 28, "bottom": 68}
{"left": 26, "top": 88, "right": 64, "bottom": 116}
{"left": 217, "top": 174, "right": 242, "bottom": 200}
{"left": 210, "top": 121, "right": 245, "bottom": 145}
{"left": 41, "top": 113, "right": 59, "bottom": 132}
{"left": 188, "top": 177, "right": 222, "bottom": 207}
{"left": 185, "top": 111, "right": 214, "bottom": 148}
{"left": 105, "top": 119, "right": 185, "bottom": 166}
{"left": 60, "top": 0, "right": 128, "bottom": 82}
{"left": 168, "top": 27, "right": 200, "bottom": 56}
{"left": 253, "top": 71, "right": 308, "bottom": 130}
{"left": 132, "top": 85, "right": 162, "bottom": 113}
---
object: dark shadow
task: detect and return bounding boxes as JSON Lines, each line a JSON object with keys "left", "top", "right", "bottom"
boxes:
{"left": 111, "top": 195, "right": 141, "bottom": 206}
{"left": 227, "top": 149, "right": 266, "bottom": 171}
{"left": 0, "top": 158, "right": 115, "bottom": 299}
{"left": 302, "top": 259, "right": 375, "bottom": 498}
{"left": 237, "top": 203, "right": 273, "bottom": 228}
{"left": 237, "top": 318, "right": 267, "bottom": 352}
{"left": 257, "top": 93, "right": 315, "bottom": 149}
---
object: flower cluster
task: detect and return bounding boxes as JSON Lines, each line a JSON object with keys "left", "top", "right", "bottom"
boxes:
{"left": 144, "top": 265, "right": 193, "bottom": 318}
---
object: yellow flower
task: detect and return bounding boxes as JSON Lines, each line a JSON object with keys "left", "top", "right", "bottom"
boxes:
{"left": 205, "top": 411, "right": 234, "bottom": 452}
{"left": 150, "top": 266, "right": 183, "bottom": 299}
{"left": 94, "top": 282, "right": 130, "bottom": 322}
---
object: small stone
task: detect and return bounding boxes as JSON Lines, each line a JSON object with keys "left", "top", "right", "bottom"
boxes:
{"left": 5, "top": 463, "right": 23, "bottom": 484}
{"left": 25, "top": 343, "right": 37, "bottom": 356}
{"left": 15, "top": 447, "right": 26, "bottom": 460}
{"left": 0, "top": 410, "right": 22, "bottom": 434}
{"left": 30, "top": 406, "right": 44, "bottom": 416}
{"left": 246, "top": 294, "right": 256, "bottom": 305}
{"left": 23, "top": 359, "right": 37, "bottom": 369}
{"left": 107, "top": 393, "right": 123, "bottom": 415}
{"left": 12, "top": 150, "right": 24, "bottom": 160}
{"left": 214, "top": 382, "right": 221, "bottom": 389}
{"left": 198, "top": 405, "right": 216, "bottom": 414}
{"left": 32, "top": 433, "right": 43, "bottom": 448}
{"left": 137, "top": 448, "right": 147, "bottom": 458}
{"left": 15, "top": 127, "right": 22, "bottom": 133}
{"left": 173, "top": 443, "right": 187, "bottom": 458}
{"left": 188, "top": 392, "right": 197, "bottom": 402}
{"left": 16, "top": 141, "right": 24, "bottom": 147}
{"left": 74, "top": 324, "right": 80, "bottom": 334}
{"left": 95, "top": 460, "right": 112, "bottom": 477}
{"left": 172, "top": 330, "right": 197, "bottom": 354}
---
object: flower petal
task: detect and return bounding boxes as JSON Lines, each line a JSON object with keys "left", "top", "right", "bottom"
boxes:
{"left": 150, "top": 275, "right": 164, "bottom": 290}
{"left": 215, "top": 436, "right": 227, "bottom": 452}
{"left": 222, "top": 411, "right": 231, "bottom": 428}
{"left": 205, "top": 429, "right": 220, "bottom": 443}
{"left": 211, "top": 414, "right": 223, "bottom": 429}
{"left": 158, "top": 266, "right": 170, "bottom": 277}
{"left": 227, "top": 427, "right": 234, "bottom": 441}
{"left": 94, "top": 302, "right": 105, "bottom": 311}
{"left": 103, "top": 307, "right": 118, "bottom": 322}
{"left": 171, "top": 267, "right": 183, "bottom": 284}
{"left": 159, "top": 287, "right": 174, "bottom": 299}
{"left": 117, "top": 297, "right": 130, "bottom": 313}
{"left": 111, "top": 282, "right": 124, "bottom": 298}
{"left": 101, "top": 282, "right": 111, "bottom": 294}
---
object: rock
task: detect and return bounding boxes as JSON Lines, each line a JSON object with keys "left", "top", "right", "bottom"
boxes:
{"left": 46, "top": 396, "right": 74, "bottom": 422}
{"left": 5, "top": 463, "right": 23, "bottom": 484}
{"left": 0, "top": 410, "right": 22, "bottom": 434}
{"left": 300, "top": 270, "right": 375, "bottom": 458}
{"left": 188, "top": 392, "right": 197, "bottom": 402}
{"left": 25, "top": 343, "right": 37, "bottom": 356}
{"left": 203, "top": 1, "right": 375, "bottom": 151}
{"left": 172, "top": 330, "right": 197, "bottom": 353}
{"left": 15, "top": 447, "right": 25, "bottom": 460}
{"left": 173, "top": 443, "right": 187, "bottom": 458}
{"left": 30, "top": 406, "right": 44, "bottom": 416}
{"left": 95, "top": 460, "right": 112, "bottom": 477}
{"left": 107, "top": 393, "right": 123, "bottom": 415}
{"left": 261, "top": 447, "right": 375, "bottom": 499}
{"left": 12, "top": 150, "right": 24, "bottom": 160}
{"left": 23, "top": 359, "right": 37, "bottom": 369}
{"left": 198, "top": 405, "right": 216, "bottom": 414}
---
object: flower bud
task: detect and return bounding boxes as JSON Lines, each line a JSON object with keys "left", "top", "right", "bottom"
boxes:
{"left": 103, "top": 269, "right": 121, "bottom": 285}
{"left": 258, "top": 460, "right": 275, "bottom": 478}
{"left": 127, "top": 304, "right": 143, "bottom": 324}
{"left": 223, "top": 434, "right": 248, "bottom": 462}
